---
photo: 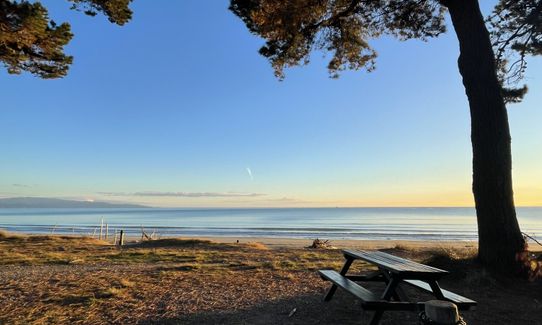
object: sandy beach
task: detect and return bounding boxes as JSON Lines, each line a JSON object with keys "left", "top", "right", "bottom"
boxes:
{"left": 195, "top": 236, "right": 479, "bottom": 250}
{"left": 157, "top": 235, "right": 542, "bottom": 252}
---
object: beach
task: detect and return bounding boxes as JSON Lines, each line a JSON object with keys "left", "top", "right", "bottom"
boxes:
{"left": 195, "top": 236, "right": 480, "bottom": 250}
{"left": 1, "top": 231, "right": 541, "bottom": 324}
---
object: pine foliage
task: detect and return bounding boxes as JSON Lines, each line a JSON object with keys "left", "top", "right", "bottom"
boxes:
{"left": 230, "top": 0, "right": 541, "bottom": 102}
{"left": 229, "top": 0, "right": 446, "bottom": 79}
{"left": 0, "top": 0, "right": 132, "bottom": 78}
{"left": 489, "top": 0, "right": 542, "bottom": 102}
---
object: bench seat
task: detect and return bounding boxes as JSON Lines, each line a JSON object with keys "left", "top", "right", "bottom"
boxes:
{"left": 318, "top": 270, "right": 420, "bottom": 311}
{"left": 402, "top": 279, "right": 477, "bottom": 310}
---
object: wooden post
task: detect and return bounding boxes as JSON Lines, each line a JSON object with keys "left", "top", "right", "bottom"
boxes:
{"left": 99, "top": 217, "right": 104, "bottom": 240}
{"left": 113, "top": 230, "right": 118, "bottom": 246}
{"left": 424, "top": 300, "right": 460, "bottom": 324}
{"left": 119, "top": 230, "right": 124, "bottom": 246}
{"left": 105, "top": 223, "right": 109, "bottom": 240}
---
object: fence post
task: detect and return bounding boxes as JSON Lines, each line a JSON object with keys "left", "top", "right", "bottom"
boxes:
{"left": 118, "top": 230, "right": 124, "bottom": 246}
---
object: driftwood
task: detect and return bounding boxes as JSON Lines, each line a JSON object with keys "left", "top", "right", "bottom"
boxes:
{"left": 141, "top": 226, "right": 152, "bottom": 241}
{"left": 308, "top": 238, "right": 333, "bottom": 249}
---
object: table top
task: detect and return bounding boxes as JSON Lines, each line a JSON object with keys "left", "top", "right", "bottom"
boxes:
{"left": 343, "top": 249, "right": 449, "bottom": 278}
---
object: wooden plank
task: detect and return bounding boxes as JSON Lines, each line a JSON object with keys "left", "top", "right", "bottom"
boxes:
{"left": 345, "top": 274, "right": 385, "bottom": 282}
{"left": 366, "top": 251, "right": 446, "bottom": 273}
{"left": 319, "top": 270, "right": 380, "bottom": 302}
{"left": 319, "top": 270, "right": 420, "bottom": 311}
{"left": 372, "top": 251, "right": 444, "bottom": 272}
{"left": 343, "top": 250, "right": 400, "bottom": 271}
{"left": 343, "top": 250, "right": 448, "bottom": 276}
{"left": 402, "top": 280, "right": 477, "bottom": 309}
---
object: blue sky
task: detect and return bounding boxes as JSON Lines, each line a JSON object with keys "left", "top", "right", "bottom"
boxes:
{"left": 1, "top": 1, "right": 541, "bottom": 207}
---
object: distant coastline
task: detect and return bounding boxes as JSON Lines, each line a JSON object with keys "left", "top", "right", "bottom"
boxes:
{"left": 0, "top": 197, "right": 148, "bottom": 209}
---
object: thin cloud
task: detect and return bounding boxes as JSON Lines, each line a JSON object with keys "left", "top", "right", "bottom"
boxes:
{"left": 246, "top": 167, "right": 253, "bottom": 181}
{"left": 12, "top": 184, "right": 31, "bottom": 188}
{"left": 98, "top": 191, "right": 266, "bottom": 198}
{"left": 266, "top": 197, "right": 299, "bottom": 202}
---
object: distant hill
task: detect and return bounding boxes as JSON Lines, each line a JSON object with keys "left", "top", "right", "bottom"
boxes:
{"left": 0, "top": 197, "right": 148, "bottom": 209}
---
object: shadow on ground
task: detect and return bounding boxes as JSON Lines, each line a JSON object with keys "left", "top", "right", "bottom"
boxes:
{"left": 140, "top": 290, "right": 448, "bottom": 325}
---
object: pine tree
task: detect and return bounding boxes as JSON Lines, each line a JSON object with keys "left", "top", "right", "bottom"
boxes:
{"left": 230, "top": 0, "right": 541, "bottom": 273}
{"left": 0, "top": 0, "right": 132, "bottom": 78}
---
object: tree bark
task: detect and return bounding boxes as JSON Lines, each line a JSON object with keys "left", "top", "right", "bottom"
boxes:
{"left": 445, "top": 0, "right": 525, "bottom": 272}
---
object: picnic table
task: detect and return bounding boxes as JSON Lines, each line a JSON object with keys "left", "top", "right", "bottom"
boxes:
{"left": 319, "top": 250, "right": 476, "bottom": 325}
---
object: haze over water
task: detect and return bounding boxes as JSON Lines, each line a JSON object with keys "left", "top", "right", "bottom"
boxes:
{"left": 1, "top": 207, "right": 540, "bottom": 241}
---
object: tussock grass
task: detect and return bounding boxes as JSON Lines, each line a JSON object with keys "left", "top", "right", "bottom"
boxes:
{"left": 393, "top": 243, "right": 410, "bottom": 251}
{"left": 243, "top": 242, "right": 269, "bottom": 250}
{"left": 0, "top": 230, "right": 21, "bottom": 240}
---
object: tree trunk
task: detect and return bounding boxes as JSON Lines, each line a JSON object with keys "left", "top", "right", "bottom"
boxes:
{"left": 445, "top": 0, "right": 525, "bottom": 272}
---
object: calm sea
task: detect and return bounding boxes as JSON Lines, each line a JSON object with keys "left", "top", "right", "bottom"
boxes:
{"left": 0, "top": 207, "right": 540, "bottom": 241}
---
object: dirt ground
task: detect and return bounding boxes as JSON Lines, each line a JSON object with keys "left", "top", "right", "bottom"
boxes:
{"left": 0, "top": 232, "right": 541, "bottom": 324}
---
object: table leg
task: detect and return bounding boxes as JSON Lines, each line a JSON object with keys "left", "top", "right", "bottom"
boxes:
{"left": 428, "top": 280, "right": 445, "bottom": 300}
{"left": 369, "top": 277, "right": 401, "bottom": 324}
{"left": 324, "top": 257, "right": 353, "bottom": 301}
{"left": 369, "top": 311, "right": 384, "bottom": 325}
{"left": 380, "top": 269, "right": 409, "bottom": 301}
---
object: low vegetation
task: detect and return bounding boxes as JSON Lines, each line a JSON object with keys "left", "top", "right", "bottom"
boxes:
{"left": 0, "top": 232, "right": 541, "bottom": 324}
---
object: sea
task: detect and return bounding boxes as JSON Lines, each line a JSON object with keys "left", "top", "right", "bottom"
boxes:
{"left": 0, "top": 207, "right": 540, "bottom": 241}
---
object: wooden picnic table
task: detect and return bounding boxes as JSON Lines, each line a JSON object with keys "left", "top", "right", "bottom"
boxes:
{"left": 319, "top": 250, "right": 476, "bottom": 325}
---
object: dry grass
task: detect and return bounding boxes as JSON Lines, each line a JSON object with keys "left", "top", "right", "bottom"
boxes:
{"left": 0, "top": 232, "right": 344, "bottom": 324}
{"left": 0, "top": 232, "right": 541, "bottom": 325}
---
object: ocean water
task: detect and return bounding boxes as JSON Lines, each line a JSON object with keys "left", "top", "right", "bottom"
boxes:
{"left": 0, "top": 207, "right": 540, "bottom": 241}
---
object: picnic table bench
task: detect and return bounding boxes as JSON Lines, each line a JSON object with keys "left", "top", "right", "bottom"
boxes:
{"left": 319, "top": 249, "right": 476, "bottom": 325}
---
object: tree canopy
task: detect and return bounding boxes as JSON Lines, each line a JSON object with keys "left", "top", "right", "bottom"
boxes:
{"left": 230, "top": 0, "right": 446, "bottom": 79}
{"left": 489, "top": 0, "right": 542, "bottom": 102}
{"left": 230, "top": 0, "right": 540, "bottom": 100}
{"left": 0, "top": 0, "right": 132, "bottom": 78}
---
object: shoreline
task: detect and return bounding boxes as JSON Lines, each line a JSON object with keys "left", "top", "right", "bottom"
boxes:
{"left": 187, "top": 236, "right": 480, "bottom": 250}
{"left": 4, "top": 230, "right": 541, "bottom": 251}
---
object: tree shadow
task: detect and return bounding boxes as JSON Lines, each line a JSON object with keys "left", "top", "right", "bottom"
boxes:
{"left": 137, "top": 290, "right": 422, "bottom": 325}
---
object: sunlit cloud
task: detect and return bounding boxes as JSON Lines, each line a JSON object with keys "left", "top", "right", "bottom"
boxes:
{"left": 98, "top": 191, "right": 266, "bottom": 198}
{"left": 246, "top": 167, "right": 253, "bottom": 181}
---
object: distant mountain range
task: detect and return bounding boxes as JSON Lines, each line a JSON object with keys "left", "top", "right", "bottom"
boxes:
{"left": 0, "top": 197, "right": 148, "bottom": 209}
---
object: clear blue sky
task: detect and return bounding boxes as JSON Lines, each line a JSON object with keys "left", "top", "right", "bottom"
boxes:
{"left": 1, "top": 1, "right": 541, "bottom": 207}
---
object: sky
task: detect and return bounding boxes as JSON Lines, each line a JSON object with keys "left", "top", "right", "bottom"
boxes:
{"left": 1, "top": 1, "right": 541, "bottom": 208}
